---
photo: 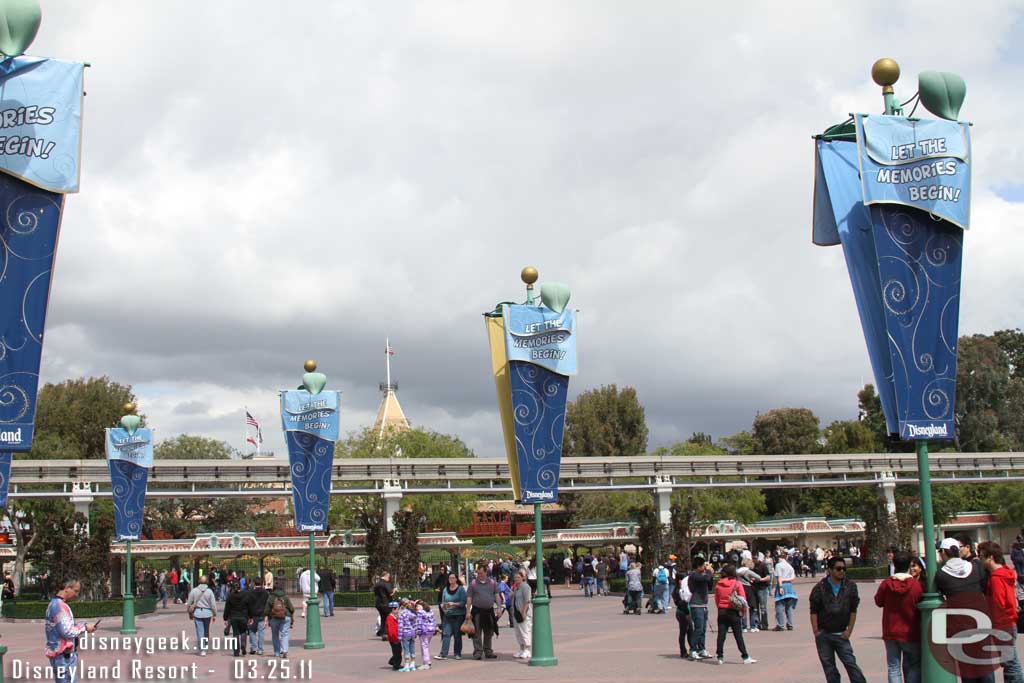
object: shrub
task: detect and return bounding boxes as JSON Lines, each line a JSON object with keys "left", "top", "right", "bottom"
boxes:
{"left": 2, "top": 596, "right": 157, "bottom": 620}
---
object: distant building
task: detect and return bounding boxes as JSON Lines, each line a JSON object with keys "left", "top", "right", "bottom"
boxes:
{"left": 374, "top": 337, "right": 410, "bottom": 442}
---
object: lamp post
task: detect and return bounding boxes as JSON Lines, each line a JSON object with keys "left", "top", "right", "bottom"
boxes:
{"left": 301, "top": 360, "right": 325, "bottom": 651}
{"left": 119, "top": 402, "right": 139, "bottom": 636}
{"left": 814, "top": 57, "right": 970, "bottom": 683}
{"left": 520, "top": 266, "right": 557, "bottom": 668}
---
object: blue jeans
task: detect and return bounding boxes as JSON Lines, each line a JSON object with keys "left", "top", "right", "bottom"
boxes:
{"left": 194, "top": 617, "right": 211, "bottom": 654}
{"left": 775, "top": 597, "right": 796, "bottom": 629}
{"left": 815, "top": 632, "right": 866, "bottom": 683}
{"left": 159, "top": 587, "right": 168, "bottom": 608}
{"left": 583, "top": 576, "right": 595, "bottom": 596}
{"left": 269, "top": 616, "right": 291, "bottom": 656}
{"left": 653, "top": 583, "right": 669, "bottom": 611}
{"left": 440, "top": 612, "right": 463, "bottom": 657}
{"left": 401, "top": 638, "right": 416, "bottom": 659}
{"left": 322, "top": 591, "right": 335, "bottom": 616}
{"left": 884, "top": 640, "right": 920, "bottom": 683}
{"left": 690, "top": 605, "right": 708, "bottom": 652}
{"left": 755, "top": 588, "right": 769, "bottom": 629}
{"left": 248, "top": 620, "right": 266, "bottom": 654}
{"left": 1002, "top": 627, "right": 1024, "bottom": 683}
{"left": 49, "top": 651, "right": 77, "bottom": 683}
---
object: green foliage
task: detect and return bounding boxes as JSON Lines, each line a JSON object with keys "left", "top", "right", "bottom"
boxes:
{"left": 33, "top": 377, "right": 138, "bottom": 460}
{"left": 566, "top": 491, "right": 651, "bottom": 526}
{"left": 992, "top": 329, "right": 1024, "bottom": 380}
{"left": 562, "top": 385, "right": 648, "bottom": 457}
{"left": 989, "top": 483, "right": 1024, "bottom": 528}
{"left": 334, "top": 589, "right": 436, "bottom": 608}
{"left": 669, "top": 487, "right": 766, "bottom": 567}
{"left": 1, "top": 597, "right": 157, "bottom": 620}
{"left": 751, "top": 408, "right": 820, "bottom": 455}
{"left": 332, "top": 427, "right": 477, "bottom": 532}
{"left": 956, "top": 335, "right": 1016, "bottom": 451}
{"left": 145, "top": 435, "right": 277, "bottom": 538}
{"left": 155, "top": 434, "right": 239, "bottom": 460}
{"left": 822, "top": 419, "right": 882, "bottom": 454}
{"left": 845, "top": 566, "right": 888, "bottom": 581}
{"left": 719, "top": 431, "right": 754, "bottom": 455}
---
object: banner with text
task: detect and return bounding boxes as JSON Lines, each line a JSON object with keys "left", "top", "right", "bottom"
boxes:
{"left": 0, "top": 57, "right": 84, "bottom": 194}
{"left": 501, "top": 304, "right": 577, "bottom": 503}
{"left": 856, "top": 114, "right": 971, "bottom": 229}
{"left": 814, "top": 138, "right": 961, "bottom": 440}
{"left": 280, "top": 390, "right": 340, "bottom": 531}
{"left": 105, "top": 428, "right": 153, "bottom": 541}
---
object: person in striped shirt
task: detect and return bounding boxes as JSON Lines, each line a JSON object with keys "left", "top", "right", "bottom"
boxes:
{"left": 45, "top": 577, "right": 96, "bottom": 683}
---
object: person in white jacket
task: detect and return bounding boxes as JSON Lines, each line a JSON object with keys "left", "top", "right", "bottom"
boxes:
{"left": 298, "top": 568, "right": 320, "bottom": 618}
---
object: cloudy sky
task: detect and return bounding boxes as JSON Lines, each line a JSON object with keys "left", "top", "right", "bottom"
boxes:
{"left": 27, "top": 2, "right": 1024, "bottom": 457}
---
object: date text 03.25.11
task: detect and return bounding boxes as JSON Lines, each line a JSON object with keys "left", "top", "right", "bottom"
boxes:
{"left": 233, "top": 658, "right": 313, "bottom": 680}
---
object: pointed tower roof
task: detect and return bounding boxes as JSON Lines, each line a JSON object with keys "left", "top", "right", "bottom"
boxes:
{"left": 374, "top": 382, "right": 410, "bottom": 438}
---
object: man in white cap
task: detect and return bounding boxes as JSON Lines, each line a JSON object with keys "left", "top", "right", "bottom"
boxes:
{"left": 936, "top": 537, "right": 984, "bottom": 598}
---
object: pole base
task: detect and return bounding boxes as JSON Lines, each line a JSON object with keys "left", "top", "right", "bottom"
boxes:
{"left": 528, "top": 655, "right": 559, "bottom": 667}
{"left": 120, "top": 596, "right": 137, "bottom": 635}
{"left": 303, "top": 595, "right": 325, "bottom": 649}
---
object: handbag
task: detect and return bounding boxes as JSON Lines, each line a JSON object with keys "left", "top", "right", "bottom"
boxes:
{"left": 460, "top": 620, "right": 476, "bottom": 636}
{"left": 728, "top": 581, "right": 745, "bottom": 610}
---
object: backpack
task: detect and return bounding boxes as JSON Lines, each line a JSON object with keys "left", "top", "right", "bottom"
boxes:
{"left": 678, "top": 577, "right": 692, "bottom": 603}
{"left": 656, "top": 567, "right": 669, "bottom": 584}
{"left": 270, "top": 595, "right": 287, "bottom": 619}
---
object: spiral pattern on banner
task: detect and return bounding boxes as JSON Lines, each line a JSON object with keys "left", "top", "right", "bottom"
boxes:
{"left": 0, "top": 383, "right": 29, "bottom": 423}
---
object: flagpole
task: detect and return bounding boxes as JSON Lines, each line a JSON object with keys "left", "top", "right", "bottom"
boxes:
{"left": 244, "top": 406, "right": 249, "bottom": 460}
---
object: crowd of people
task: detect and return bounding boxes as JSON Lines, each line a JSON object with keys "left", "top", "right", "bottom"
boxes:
{"left": 374, "top": 563, "right": 535, "bottom": 671}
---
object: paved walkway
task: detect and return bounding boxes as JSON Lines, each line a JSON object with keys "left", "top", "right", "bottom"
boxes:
{"left": 3, "top": 580, "right": 1019, "bottom": 681}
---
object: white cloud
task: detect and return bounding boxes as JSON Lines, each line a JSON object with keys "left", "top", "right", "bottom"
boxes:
{"left": 18, "top": 1, "right": 1024, "bottom": 457}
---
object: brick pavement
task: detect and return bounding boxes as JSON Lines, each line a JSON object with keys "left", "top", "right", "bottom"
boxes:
{"left": 3, "top": 579, "right": 1019, "bottom": 682}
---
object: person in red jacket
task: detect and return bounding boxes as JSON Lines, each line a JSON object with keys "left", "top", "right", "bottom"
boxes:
{"left": 385, "top": 602, "right": 402, "bottom": 671}
{"left": 713, "top": 564, "right": 756, "bottom": 666}
{"left": 981, "top": 543, "right": 1023, "bottom": 683}
{"left": 873, "top": 551, "right": 923, "bottom": 683}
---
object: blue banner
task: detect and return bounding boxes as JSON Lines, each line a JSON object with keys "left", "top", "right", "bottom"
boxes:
{"left": 106, "top": 428, "right": 153, "bottom": 541}
{"left": 105, "top": 427, "right": 155, "bottom": 468}
{"left": 0, "top": 57, "right": 84, "bottom": 194}
{"left": 509, "top": 361, "right": 569, "bottom": 503}
{"left": 855, "top": 114, "right": 971, "bottom": 229}
{"left": 0, "top": 173, "right": 65, "bottom": 451}
{"left": 503, "top": 304, "right": 577, "bottom": 376}
{"left": 281, "top": 390, "right": 340, "bottom": 441}
{"left": 280, "top": 390, "right": 339, "bottom": 532}
{"left": 0, "top": 452, "right": 11, "bottom": 508}
{"left": 814, "top": 139, "right": 961, "bottom": 440}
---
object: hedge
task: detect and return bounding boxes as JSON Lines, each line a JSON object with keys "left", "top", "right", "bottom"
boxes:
{"left": 845, "top": 566, "right": 887, "bottom": 581}
{"left": 333, "top": 589, "right": 437, "bottom": 609}
{"left": 2, "top": 596, "right": 157, "bottom": 620}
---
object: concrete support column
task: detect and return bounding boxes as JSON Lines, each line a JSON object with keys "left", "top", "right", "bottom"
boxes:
{"left": 880, "top": 472, "right": 897, "bottom": 516}
{"left": 69, "top": 482, "right": 93, "bottom": 535}
{"left": 653, "top": 476, "right": 673, "bottom": 528}
{"left": 381, "top": 479, "right": 403, "bottom": 532}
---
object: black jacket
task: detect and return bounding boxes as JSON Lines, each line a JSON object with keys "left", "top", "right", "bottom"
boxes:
{"left": 223, "top": 590, "right": 252, "bottom": 621}
{"left": 247, "top": 587, "right": 270, "bottom": 616}
{"left": 319, "top": 568, "right": 336, "bottom": 592}
{"left": 809, "top": 577, "right": 860, "bottom": 633}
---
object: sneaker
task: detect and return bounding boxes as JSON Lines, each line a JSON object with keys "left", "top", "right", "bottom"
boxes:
{"left": 771, "top": 626, "right": 784, "bottom": 632}
{"left": 513, "top": 652, "right": 524, "bottom": 659}
{"left": 453, "top": 655, "right": 462, "bottom": 660}
{"left": 700, "top": 650, "right": 712, "bottom": 659}
{"left": 750, "top": 628, "right": 759, "bottom": 633}
{"left": 522, "top": 651, "right": 531, "bottom": 659}
{"left": 742, "top": 628, "right": 749, "bottom": 633}
{"left": 485, "top": 653, "right": 498, "bottom": 659}
{"left": 743, "top": 657, "right": 757, "bottom": 664}
{"left": 688, "top": 652, "right": 700, "bottom": 661}
{"left": 717, "top": 658, "right": 724, "bottom": 665}
{"left": 435, "top": 654, "right": 446, "bottom": 660}
{"left": 418, "top": 665, "right": 431, "bottom": 670}
{"left": 786, "top": 625, "right": 794, "bottom": 631}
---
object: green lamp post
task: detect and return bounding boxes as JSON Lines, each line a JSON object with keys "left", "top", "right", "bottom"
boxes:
{"left": 119, "top": 402, "right": 140, "bottom": 635}
{"left": 300, "top": 360, "right": 326, "bottom": 650}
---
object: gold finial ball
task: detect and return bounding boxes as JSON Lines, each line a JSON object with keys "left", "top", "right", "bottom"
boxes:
{"left": 871, "top": 58, "right": 900, "bottom": 87}
{"left": 123, "top": 402, "right": 136, "bottom": 414}
{"left": 521, "top": 266, "right": 539, "bottom": 286}
{"left": 303, "top": 359, "right": 317, "bottom": 373}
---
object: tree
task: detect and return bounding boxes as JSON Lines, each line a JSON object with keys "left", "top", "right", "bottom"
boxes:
{"left": 568, "top": 491, "right": 652, "bottom": 527}
{"left": 332, "top": 427, "right": 478, "bottom": 532}
{"left": 33, "top": 377, "right": 139, "bottom": 459}
{"left": 822, "top": 420, "right": 882, "bottom": 454}
{"left": 144, "top": 435, "right": 277, "bottom": 538}
{"left": 989, "top": 483, "right": 1024, "bottom": 529}
{"left": 669, "top": 488, "right": 766, "bottom": 567}
{"left": 751, "top": 408, "right": 820, "bottom": 455}
{"left": 719, "top": 431, "right": 754, "bottom": 455}
{"left": 955, "top": 335, "right": 1014, "bottom": 452}
{"left": 562, "top": 385, "right": 648, "bottom": 457}
{"left": 857, "top": 384, "right": 890, "bottom": 446}
{"left": 992, "top": 329, "right": 1024, "bottom": 380}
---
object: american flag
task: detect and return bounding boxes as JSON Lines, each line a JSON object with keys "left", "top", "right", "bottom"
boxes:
{"left": 245, "top": 411, "right": 263, "bottom": 443}
{"left": 386, "top": 344, "right": 395, "bottom": 356}
{"left": 246, "top": 436, "right": 258, "bottom": 447}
